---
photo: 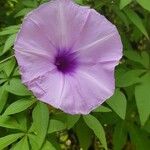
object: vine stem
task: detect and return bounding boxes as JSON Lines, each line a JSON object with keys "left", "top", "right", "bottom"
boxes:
{"left": 0, "top": 54, "right": 15, "bottom": 64}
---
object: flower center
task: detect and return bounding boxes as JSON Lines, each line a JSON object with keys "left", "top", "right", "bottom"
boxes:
{"left": 55, "top": 51, "right": 78, "bottom": 74}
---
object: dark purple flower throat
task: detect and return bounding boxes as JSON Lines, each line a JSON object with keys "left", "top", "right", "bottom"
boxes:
{"left": 55, "top": 50, "right": 78, "bottom": 74}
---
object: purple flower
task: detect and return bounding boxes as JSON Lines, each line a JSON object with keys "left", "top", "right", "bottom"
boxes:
{"left": 14, "top": 0, "right": 122, "bottom": 114}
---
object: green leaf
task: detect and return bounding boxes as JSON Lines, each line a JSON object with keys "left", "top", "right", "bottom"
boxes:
{"left": 48, "top": 119, "right": 66, "bottom": 134}
{"left": 11, "top": 136, "right": 29, "bottom": 150}
{"left": 12, "top": 67, "right": 20, "bottom": 76}
{"left": 112, "top": 6, "right": 129, "bottom": 28}
{"left": 15, "top": 112, "right": 28, "bottom": 131}
{"left": 22, "top": 0, "right": 38, "bottom": 7}
{"left": 51, "top": 113, "right": 80, "bottom": 129}
{"left": 124, "top": 50, "right": 143, "bottom": 63}
{"left": 47, "top": 135, "right": 61, "bottom": 150}
{"left": 135, "top": 73, "right": 150, "bottom": 125}
{"left": 0, "top": 133, "right": 24, "bottom": 150}
{"left": 75, "top": 0, "right": 83, "bottom": 5}
{"left": 3, "top": 58, "right": 16, "bottom": 77}
{"left": 113, "top": 121, "right": 127, "bottom": 150}
{"left": 15, "top": 8, "right": 33, "bottom": 18}
{"left": 0, "top": 115, "right": 23, "bottom": 130}
{"left": 3, "top": 34, "right": 16, "bottom": 53}
{"left": 106, "top": 89, "right": 127, "bottom": 119}
{"left": 0, "top": 25, "right": 19, "bottom": 36}
{"left": 143, "top": 119, "right": 150, "bottom": 133}
{"left": 120, "top": 0, "right": 132, "bottom": 9}
{"left": 129, "top": 124, "right": 150, "bottom": 150}
{"left": 93, "top": 105, "right": 112, "bottom": 113}
{"left": 65, "top": 114, "right": 80, "bottom": 129}
{"left": 31, "top": 102, "right": 49, "bottom": 149}
{"left": 28, "top": 134, "right": 41, "bottom": 150}
{"left": 76, "top": 119, "right": 92, "bottom": 150}
{"left": 6, "top": 78, "right": 31, "bottom": 96}
{"left": 116, "top": 70, "right": 144, "bottom": 87}
{"left": 1, "top": 25, "right": 19, "bottom": 31}
{"left": 0, "top": 29, "right": 18, "bottom": 36}
{"left": 3, "top": 98, "right": 35, "bottom": 115}
{"left": 124, "top": 50, "right": 150, "bottom": 68}
{"left": 42, "top": 140, "right": 56, "bottom": 150}
{"left": 0, "top": 85, "right": 8, "bottom": 113}
{"left": 141, "top": 51, "right": 149, "bottom": 68}
{"left": 124, "top": 8, "right": 149, "bottom": 39}
{"left": 83, "top": 115, "right": 107, "bottom": 150}
{"left": 136, "top": 0, "right": 150, "bottom": 11}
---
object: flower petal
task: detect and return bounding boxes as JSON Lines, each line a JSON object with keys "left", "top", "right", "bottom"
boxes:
{"left": 59, "top": 65, "right": 115, "bottom": 114}
{"left": 72, "top": 9, "right": 122, "bottom": 70}
{"left": 27, "top": 71, "right": 65, "bottom": 108}
{"left": 26, "top": 64, "right": 114, "bottom": 114}
{"left": 15, "top": 50, "right": 56, "bottom": 83}
{"left": 14, "top": 18, "right": 56, "bottom": 57}
{"left": 23, "top": 0, "right": 91, "bottom": 49}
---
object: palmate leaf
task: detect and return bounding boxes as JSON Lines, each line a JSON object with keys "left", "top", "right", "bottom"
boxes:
{"left": 66, "top": 114, "right": 80, "bottom": 129}
{"left": 30, "top": 102, "right": 49, "bottom": 149}
{"left": 75, "top": 119, "right": 92, "bottom": 150}
{"left": 129, "top": 124, "right": 150, "bottom": 150}
{"left": 3, "top": 98, "right": 36, "bottom": 115}
{"left": 48, "top": 119, "right": 66, "bottom": 134}
{"left": 116, "top": 69, "right": 145, "bottom": 87}
{"left": 28, "top": 134, "right": 41, "bottom": 150}
{"left": 124, "top": 8, "right": 149, "bottom": 39}
{"left": 143, "top": 119, "right": 150, "bottom": 133}
{"left": 42, "top": 140, "right": 56, "bottom": 150}
{"left": 83, "top": 115, "right": 107, "bottom": 150}
{"left": 0, "top": 133, "right": 24, "bottom": 150}
{"left": 75, "top": 0, "right": 83, "bottom": 5}
{"left": 15, "top": 8, "right": 33, "bottom": 18}
{"left": 141, "top": 51, "right": 150, "bottom": 69}
{"left": 3, "top": 34, "right": 16, "bottom": 53}
{"left": 120, "top": 0, "right": 132, "bottom": 9}
{"left": 15, "top": 112, "right": 28, "bottom": 131}
{"left": 124, "top": 50, "right": 150, "bottom": 69}
{"left": 124, "top": 50, "right": 143, "bottom": 64}
{"left": 112, "top": 6, "right": 129, "bottom": 28}
{"left": 93, "top": 105, "right": 112, "bottom": 113}
{"left": 135, "top": 73, "right": 150, "bottom": 125}
{"left": 106, "top": 89, "right": 127, "bottom": 120}
{"left": 11, "top": 136, "right": 29, "bottom": 150}
{"left": 49, "top": 113, "right": 80, "bottom": 137}
{"left": 22, "top": 0, "right": 38, "bottom": 8}
{"left": 6, "top": 78, "right": 31, "bottom": 96}
{"left": 136, "top": 0, "right": 150, "bottom": 11}
{"left": 1, "top": 25, "right": 19, "bottom": 30}
{"left": 0, "top": 85, "right": 8, "bottom": 113}
{"left": 51, "top": 113, "right": 80, "bottom": 129}
{"left": 0, "top": 115, "right": 24, "bottom": 130}
{"left": 0, "top": 25, "right": 19, "bottom": 36}
{"left": 113, "top": 121, "right": 127, "bottom": 150}
{"left": 0, "top": 29, "right": 18, "bottom": 36}
{"left": 3, "top": 58, "right": 16, "bottom": 77}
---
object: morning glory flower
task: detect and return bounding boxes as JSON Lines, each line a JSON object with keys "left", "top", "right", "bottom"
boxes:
{"left": 14, "top": 0, "right": 122, "bottom": 114}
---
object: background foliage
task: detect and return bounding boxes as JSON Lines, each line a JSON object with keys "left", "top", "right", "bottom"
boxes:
{"left": 0, "top": 0, "right": 150, "bottom": 149}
